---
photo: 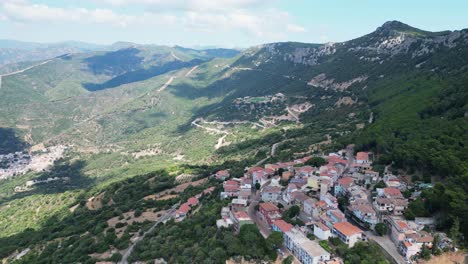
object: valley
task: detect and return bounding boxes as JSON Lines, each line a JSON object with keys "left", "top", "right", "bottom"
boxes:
{"left": 0, "top": 20, "right": 466, "bottom": 264}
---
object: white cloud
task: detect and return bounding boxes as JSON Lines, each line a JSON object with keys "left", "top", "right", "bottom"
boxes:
{"left": 287, "top": 24, "right": 306, "bottom": 33}
{"left": 0, "top": 0, "right": 306, "bottom": 43}
{"left": 94, "top": 0, "right": 267, "bottom": 12}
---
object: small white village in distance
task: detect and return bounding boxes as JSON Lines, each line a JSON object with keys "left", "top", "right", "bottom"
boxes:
{"left": 175, "top": 146, "right": 455, "bottom": 264}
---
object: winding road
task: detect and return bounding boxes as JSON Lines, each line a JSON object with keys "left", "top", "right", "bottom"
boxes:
{"left": 0, "top": 60, "right": 52, "bottom": 89}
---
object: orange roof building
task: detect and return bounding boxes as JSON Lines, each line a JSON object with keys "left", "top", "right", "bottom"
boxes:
{"left": 332, "top": 222, "right": 363, "bottom": 247}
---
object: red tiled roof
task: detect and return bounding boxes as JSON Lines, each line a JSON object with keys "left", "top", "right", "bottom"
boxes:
{"left": 316, "top": 200, "right": 327, "bottom": 208}
{"left": 403, "top": 241, "right": 412, "bottom": 248}
{"left": 397, "top": 221, "right": 408, "bottom": 229}
{"left": 178, "top": 203, "right": 191, "bottom": 214}
{"left": 248, "top": 166, "right": 264, "bottom": 173}
{"left": 333, "top": 222, "right": 363, "bottom": 237}
{"left": 338, "top": 177, "right": 354, "bottom": 187}
{"left": 216, "top": 170, "right": 230, "bottom": 177}
{"left": 273, "top": 219, "right": 293, "bottom": 233}
{"left": 187, "top": 197, "right": 199, "bottom": 206}
{"left": 266, "top": 164, "right": 281, "bottom": 169}
{"left": 203, "top": 186, "right": 215, "bottom": 194}
{"left": 315, "top": 222, "right": 330, "bottom": 231}
{"left": 224, "top": 180, "right": 239, "bottom": 186}
{"left": 264, "top": 168, "right": 275, "bottom": 175}
{"left": 262, "top": 186, "right": 282, "bottom": 193}
{"left": 384, "top": 187, "right": 402, "bottom": 197}
{"left": 356, "top": 152, "right": 369, "bottom": 161}
{"left": 259, "top": 202, "right": 279, "bottom": 212}
{"left": 224, "top": 185, "right": 239, "bottom": 192}
{"left": 328, "top": 155, "right": 347, "bottom": 165}
{"left": 234, "top": 211, "right": 250, "bottom": 220}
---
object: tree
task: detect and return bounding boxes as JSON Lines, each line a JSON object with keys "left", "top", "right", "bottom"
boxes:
{"left": 420, "top": 244, "right": 431, "bottom": 260}
{"left": 134, "top": 208, "right": 143, "bottom": 217}
{"left": 375, "top": 223, "right": 388, "bottom": 236}
{"left": 432, "top": 234, "right": 441, "bottom": 255}
{"left": 282, "top": 256, "right": 293, "bottom": 264}
{"left": 449, "top": 217, "right": 460, "bottom": 244}
{"left": 373, "top": 180, "right": 386, "bottom": 190}
{"left": 255, "top": 182, "right": 261, "bottom": 190}
{"left": 286, "top": 205, "right": 300, "bottom": 218}
{"left": 266, "top": 231, "right": 283, "bottom": 249}
{"left": 305, "top": 157, "right": 327, "bottom": 167}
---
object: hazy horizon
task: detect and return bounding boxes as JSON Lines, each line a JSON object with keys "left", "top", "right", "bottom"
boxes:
{"left": 1, "top": 0, "right": 467, "bottom": 47}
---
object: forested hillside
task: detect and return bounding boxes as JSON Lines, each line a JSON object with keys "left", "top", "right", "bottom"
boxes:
{"left": 0, "top": 21, "right": 466, "bottom": 262}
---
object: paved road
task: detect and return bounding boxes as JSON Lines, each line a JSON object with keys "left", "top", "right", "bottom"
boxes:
{"left": 247, "top": 191, "right": 271, "bottom": 238}
{"left": 119, "top": 203, "right": 179, "bottom": 264}
{"left": 365, "top": 231, "right": 405, "bottom": 264}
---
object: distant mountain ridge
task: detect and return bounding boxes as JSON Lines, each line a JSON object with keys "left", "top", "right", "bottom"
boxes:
{"left": 0, "top": 22, "right": 466, "bottom": 262}
{"left": 0, "top": 39, "right": 240, "bottom": 68}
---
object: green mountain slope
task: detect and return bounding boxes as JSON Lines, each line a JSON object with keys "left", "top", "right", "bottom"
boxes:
{"left": 0, "top": 21, "right": 467, "bottom": 262}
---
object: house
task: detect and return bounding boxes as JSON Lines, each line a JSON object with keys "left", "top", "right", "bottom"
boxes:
{"left": 231, "top": 198, "right": 248, "bottom": 211}
{"left": 203, "top": 186, "right": 215, "bottom": 195}
{"left": 294, "top": 156, "right": 311, "bottom": 165}
{"left": 332, "top": 222, "right": 363, "bottom": 247}
{"left": 187, "top": 197, "right": 199, "bottom": 207}
{"left": 282, "top": 171, "right": 294, "bottom": 182}
{"left": 261, "top": 185, "right": 282, "bottom": 202}
{"left": 374, "top": 187, "right": 408, "bottom": 216}
{"left": 307, "top": 176, "right": 321, "bottom": 190}
{"left": 384, "top": 174, "right": 401, "bottom": 188}
{"left": 216, "top": 217, "right": 233, "bottom": 228}
{"left": 272, "top": 219, "right": 293, "bottom": 234}
{"left": 215, "top": 170, "right": 230, "bottom": 180}
{"left": 175, "top": 203, "right": 191, "bottom": 222}
{"left": 290, "top": 177, "right": 307, "bottom": 188}
{"left": 239, "top": 189, "right": 252, "bottom": 200}
{"left": 382, "top": 187, "right": 404, "bottom": 198}
{"left": 284, "top": 228, "right": 331, "bottom": 264}
{"left": 399, "top": 231, "right": 434, "bottom": 260}
{"left": 399, "top": 240, "right": 420, "bottom": 260}
{"left": 389, "top": 217, "right": 415, "bottom": 244}
{"left": 313, "top": 222, "right": 331, "bottom": 240}
{"left": 259, "top": 202, "right": 281, "bottom": 226}
{"left": 349, "top": 202, "right": 378, "bottom": 228}
{"left": 265, "top": 164, "right": 281, "bottom": 172}
{"left": 334, "top": 177, "right": 354, "bottom": 196}
{"left": 240, "top": 177, "right": 252, "bottom": 189}
{"left": 230, "top": 211, "right": 253, "bottom": 231}
{"left": 221, "top": 180, "right": 240, "bottom": 198}
{"left": 282, "top": 183, "right": 299, "bottom": 204}
{"left": 221, "top": 206, "right": 230, "bottom": 218}
{"left": 292, "top": 192, "right": 310, "bottom": 208}
{"left": 364, "top": 170, "right": 379, "bottom": 183}
{"left": 320, "top": 193, "right": 338, "bottom": 209}
{"left": 303, "top": 198, "right": 316, "bottom": 217}
{"left": 356, "top": 152, "right": 370, "bottom": 164}
{"left": 296, "top": 166, "right": 315, "bottom": 177}
{"left": 327, "top": 209, "right": 346, "bottom": 224}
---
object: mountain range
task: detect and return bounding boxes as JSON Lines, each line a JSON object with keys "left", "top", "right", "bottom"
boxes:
{"left": 0, "top": 21, "right": 466, "bottom": 263}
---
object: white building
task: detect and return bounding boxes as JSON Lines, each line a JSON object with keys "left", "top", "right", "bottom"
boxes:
{"left": 313, "top": 222, "right": 331, "bottom": 240}
{"left": 284, "top": 228, "right": 331, "bottom": 264}
{"left": 332, "top": 222, "right": 363, "bottom": 247}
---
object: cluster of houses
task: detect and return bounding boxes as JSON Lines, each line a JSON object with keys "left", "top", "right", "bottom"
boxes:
{"left": 0, "top": 151, "right": 31, "bottom": 179}
{"left": 213, "top": 147, "right": 447, "bottom": 263}
{"left": 175, "top": 186, "right": 215, "bottom": 222}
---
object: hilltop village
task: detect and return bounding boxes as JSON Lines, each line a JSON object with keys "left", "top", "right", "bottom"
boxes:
{"left": 191, "top": 147, "right": 452, "bottom": 264}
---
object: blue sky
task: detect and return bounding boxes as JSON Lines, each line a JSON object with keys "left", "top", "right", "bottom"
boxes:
{"left": 0, "top": 0, "right": 467, "bottom": 47}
